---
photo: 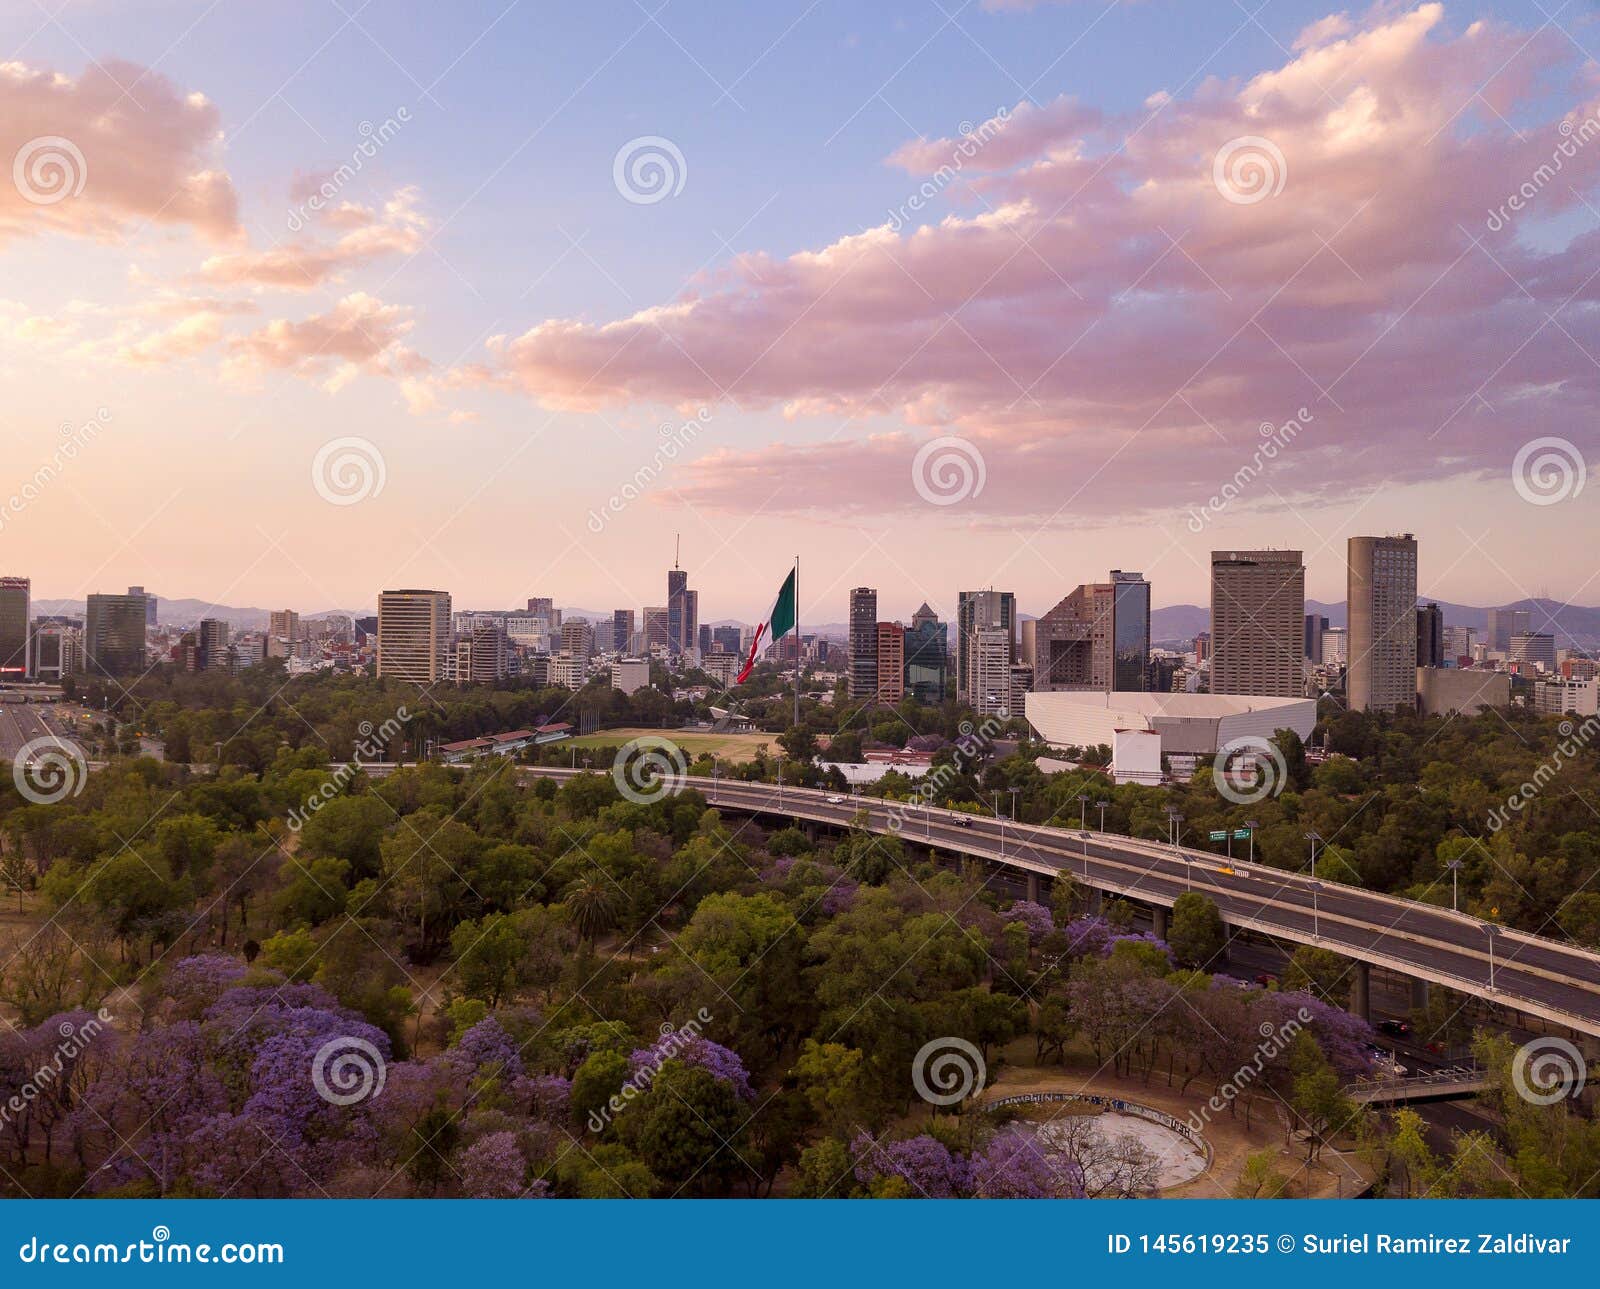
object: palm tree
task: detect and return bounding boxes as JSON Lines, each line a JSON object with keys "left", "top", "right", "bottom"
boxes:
{"left": 563, "top": 877, "right": 618, "bottom": 944}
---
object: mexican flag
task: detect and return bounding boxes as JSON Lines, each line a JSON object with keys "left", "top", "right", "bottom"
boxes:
{"left": 736, "top": 566, "right": 797, "bottom": 683}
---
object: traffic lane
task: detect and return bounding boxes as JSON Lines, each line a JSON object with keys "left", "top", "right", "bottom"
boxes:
{"left": 0, "top": 701, "right": 54, "bottom": 762}
{"left": 700, "top": 785, "right": 1600, "bottom": 1023}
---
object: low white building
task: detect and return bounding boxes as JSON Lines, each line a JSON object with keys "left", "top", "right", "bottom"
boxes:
{"left": 1534, "top": 678, "right": 1598, "bottom": 718}
{"left": 1024, "top": 690, "right": 1317, "bottom": 781}
{"left": 611, "top": 657, "right": 652, "bottom": 696}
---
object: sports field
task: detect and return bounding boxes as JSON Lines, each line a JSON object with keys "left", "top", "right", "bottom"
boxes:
{"left": 563, "top": 727, "right": 775, "bottom": 763}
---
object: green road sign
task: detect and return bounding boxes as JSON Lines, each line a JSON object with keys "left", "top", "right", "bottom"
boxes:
{"left": 1233, "top": 828, "right": 1251, "bottom": 839}
{"left": 1208, "top": 830, "right": 1227, "bottom": 841}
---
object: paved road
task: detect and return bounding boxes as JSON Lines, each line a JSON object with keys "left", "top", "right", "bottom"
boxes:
{"left": 0, "top": 700, "right": 60, "bottom": 763}
{"left": 520, "top": 768, "right": 1600, "bottom": 1039}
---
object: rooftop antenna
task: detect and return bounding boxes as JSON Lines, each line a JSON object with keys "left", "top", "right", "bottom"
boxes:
{"left": 674, "top": 533, "right": 680, "bottom": 570}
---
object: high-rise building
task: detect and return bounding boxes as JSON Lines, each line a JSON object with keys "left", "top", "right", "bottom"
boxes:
{"left": 848, "top": 588, "right": 878, "bottom": 700}
{"left": 1347, "top": 534, "right": 1418, "bottom": 713}
{"left": 642, "top": 606, "right": 669, "bottom": 653}
{"left": 463, "top": 621, "right": 508, "bottom": 684}
{"left": 711, "top": 625, "right": 741, "bottom": 654}
{"left": 29, "top": 622, "right": 77, "bottom": 680}
{"left": 876, "top": 622, "right": 905, "bottom": 703}
{"left": 1033, "top": 571, "right": 1149, "bottom": 693}
{"left": 666, "top": 563, "right": 697, "bottom": 657}
{"left": 197, "top": 618, "right": 232, "bottom": 672}
{"left": 956, "top": 590, "right": 1015, "bottom": 701}
{"left": 0, "top": 577, "right": 29, "bottom": 679}
{"left": 697, "top": 623, "right": 712, "bottom": 656}
{"left": 613, "top": 610, "right": 635, "bottom": 656}
{"left": 269, "top": 609, "right": 301, "bottom": 642}
{"left": 1417, "top": 602, "right": 1444, "bottom": 669}
{"left": 1210, "top": 550, "right": 1305, "bottom": 697}
{"left": 1305, "top": 613, "right": 1329, "bottom": 664}
{"left": 1485, "top": 606, "right": 1531, "bottom": 653}
{"left": 904, "top": 604, "right": 948, "bottom": 703}
{"left": 1511, "top": 632, "right": 1556, "bottom": 672}
{"left": 85, "top": 593, "right": 149, "bottom": 677}
{"left": 127, "top": 585, "right": 158, "bottom": 629}
{"left": 561, "top": 618, "right": 596, "bottom": 663}
{"left": 527, "top": 596, "right": 554, "bottom": 619}
{"left": 969, "top": 626, "right": 1014, "bottom": 716}
{"left": 1443, "top": 625, "right": 1476, "bottom": 663}
{"left": 1193, "top": 632, "right": 1211, "bottom": 665}
{"left": 1321, "top": 626, "right": 1349, "bottom": 666}
{"left": 377, "top": 589, "right": 452, "bottom": 684}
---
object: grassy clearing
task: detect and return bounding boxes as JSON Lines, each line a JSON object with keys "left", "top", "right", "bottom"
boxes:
{"left": 564, "top": 728, "right": 776, "bottom": 763}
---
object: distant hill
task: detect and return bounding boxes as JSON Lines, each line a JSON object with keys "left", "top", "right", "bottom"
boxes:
{"left": 31, "top": 598, "right": 366, "bottom": 630}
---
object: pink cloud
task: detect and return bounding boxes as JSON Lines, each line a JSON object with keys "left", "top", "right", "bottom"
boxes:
{"left": 0, "top": 59, "right": 238, "bottom": 244}
{"left": 487, "top": 4, "right": 1600, "bottom": 523}
{"left": 226, "top": 292, "right": 423, "bottom": 391}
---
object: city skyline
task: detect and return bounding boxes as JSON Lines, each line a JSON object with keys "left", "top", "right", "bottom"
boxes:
{"left": 0, "top": 2, "right": 1596, "bottom": 616}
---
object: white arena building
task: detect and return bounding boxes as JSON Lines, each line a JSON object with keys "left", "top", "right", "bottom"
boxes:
{"left": 1024, "top": 691, "right": 1318, "bottom": 785}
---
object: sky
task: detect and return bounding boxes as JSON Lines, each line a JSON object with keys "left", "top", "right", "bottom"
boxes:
{"left": 2, "top": 0, "right": 1598, "bottom": 623}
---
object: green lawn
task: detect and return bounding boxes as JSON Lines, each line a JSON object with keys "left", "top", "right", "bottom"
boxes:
{"left": 563, "top": 727, "right": 776, "bottom": 763}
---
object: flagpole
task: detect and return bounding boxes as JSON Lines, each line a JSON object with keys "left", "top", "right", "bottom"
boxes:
{"left": 792, "top": 555, "right": 800, "bottom": 733}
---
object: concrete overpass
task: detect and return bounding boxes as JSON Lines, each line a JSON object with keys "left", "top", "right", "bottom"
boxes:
{"left": 511, "top": 767, "right": 1600, "bottom": 1045}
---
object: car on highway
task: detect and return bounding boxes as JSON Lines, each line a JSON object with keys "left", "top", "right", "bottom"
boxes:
{"left": 1254, "top": 972, "right": 1277, "bottom": 988}
{"left": 1376, "top": 1019, "right": 1412, "bottom": 1039}
{"left": 825, "top": 795, "right": 845, "bottom": 804}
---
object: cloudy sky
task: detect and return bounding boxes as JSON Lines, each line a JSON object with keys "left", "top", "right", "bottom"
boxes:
{"left": 2, "top": 0, "right": 1597, "bottom": 621}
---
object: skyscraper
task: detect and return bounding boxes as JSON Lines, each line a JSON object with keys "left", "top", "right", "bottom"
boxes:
{"left": 269, "top": 609, "right": 301, "bottom": 642}
{"left": 876, "top": 622, "right": 905, "bottom": 703}
{"left": 666, "top": 561, "right": 697, "bottom": 656}
{"left": 0, "top": 577, "right": 29, "bottom": 679}
{"left": 1031, "top": 572, "right": 1149, "bottom": 693}
{"left": 1416, "top": 602, "right": 1444, "bottom": 669}
{"left": 1511, "top": 632, "right": 1556, "bottom": 672}
{"left": 197, "top": 618, "right": 232, "bottom": 672}
{"left": 377, "top": 589, "right": 452, "bottom": 684}
{"left": 464, "top": 621, "right": 508, "bottom": 683}
{"left": 85, "top": 593, "right": 149, "bottom": 678}
{"left": 127, "top": 585, "right": 158, "bottom": 629}
{"left": 613, "top": 609, "right": 635, "bottom": 655}
{"left": 561, "top": 618, "right": 595, "bottom": 662}
{"left": 642, "top": 606, "right": 669, "bottom": 653}
{"left": 956, "top": 589, "right": 1015, "bottom": 701}
{"left": 1210, "top": 550, "right": 1305, "bottom": 697}
{"left": 1347, "top": 534, "right": 1418, "bottom": 713}
{"left": 1485, "top": 606, "right": 1531, "bottom": 653}
{"left": 905, "top": 604, "right": 948, "bottom": 703}
{"left": 1110, "top": 571, "right": 1152, "bottom": 692}
{"left": 848, "top": 588, "right": 878, "bottom": 700}
{"left": 1305, "top": 613, "right": 1330, "bottom": 664}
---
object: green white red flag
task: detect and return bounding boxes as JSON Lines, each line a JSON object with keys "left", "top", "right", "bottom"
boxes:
{"left": 737, "top": 566, "right": 797, "bottom": 683}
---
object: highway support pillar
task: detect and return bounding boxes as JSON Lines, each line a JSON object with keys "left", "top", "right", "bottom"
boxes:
{"left": 1089, "top": 889, "right": 1103, "bottom": 915}
{"left": 1351, "top": 961, "right": 1371, "bottom": 1022}
{"left": 1026, "top": 872, "right": 1041, "bottom": 904}
{"left": 803, "top": 821, "right": 818, "bottom": 844}
{"left": 1409, "top": 978, "right": 1430, "bottom": 1010}
{"left": 1152, "top": 905, "right": 1169, "bottom": 941}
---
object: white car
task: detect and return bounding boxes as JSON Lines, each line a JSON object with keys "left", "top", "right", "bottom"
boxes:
{"left": 826, "top": 794, "right": 846, "bottom": 804}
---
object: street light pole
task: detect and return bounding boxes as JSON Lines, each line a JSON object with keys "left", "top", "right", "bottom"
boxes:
{"left": 1309, "top": 879, "right": 1321, "bottom": 940}
{"left": 1008, "top": 786, "right": 1021, "bottom": 821}
{"left": 1447, "top": 859, "right": 1462, "bottom": 912}
{"left": 1077, "top": 792, "right": 1089, "bottom": 831}
{"left": 1096, "top": 799, "right": 1109, "bottom": 832}
{"left": 1245, "top": 819, "right": 1258, "bottom": 865}
{"left": 1484, "top": 923, "right": 1499, "bottom": 991}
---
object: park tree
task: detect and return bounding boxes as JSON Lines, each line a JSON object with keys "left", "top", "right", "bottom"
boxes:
{"left": 1168, "top": 891, "right": 1226, "bottom": 967}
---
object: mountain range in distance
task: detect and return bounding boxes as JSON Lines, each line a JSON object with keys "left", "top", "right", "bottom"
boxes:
{"left": 27, "top": 596, "right": 1600, "bottom": 651}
